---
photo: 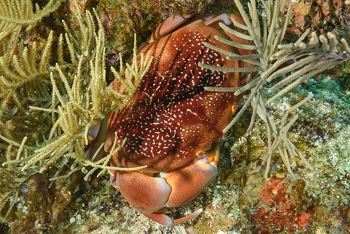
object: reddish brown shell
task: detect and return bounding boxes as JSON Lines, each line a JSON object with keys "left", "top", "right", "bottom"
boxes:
{"left": 105, "top": 18, "right": 241, "bottom": 173}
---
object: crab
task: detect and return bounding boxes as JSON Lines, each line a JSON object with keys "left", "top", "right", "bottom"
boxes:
{"left": 88, "top": 13, "right": 252, "bottom": 226}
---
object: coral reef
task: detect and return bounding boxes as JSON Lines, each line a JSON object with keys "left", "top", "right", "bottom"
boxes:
{"left": 64, "top": 0, "right": 215, "bottom": 66}
{"left": 5, "top": 75, "right": 349, "bottom": 233}
{"left": 0, "top": 0, "right": 349, "bottom": 233}
{"left": 287, "top": 0, "right": 347, "bottom": 36}
{"left": 211, "top": 76, "right": 350, "bottom": 233}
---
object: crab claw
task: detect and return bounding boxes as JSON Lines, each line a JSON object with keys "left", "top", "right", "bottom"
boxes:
{"left": 161, "top": 156, "right": 218, "bottom": 208}
{"left": 110, "top": 170, "right": 171, "bottom": 214}
{"left": 110, "top": 152, "right": 218, "bottom": 226}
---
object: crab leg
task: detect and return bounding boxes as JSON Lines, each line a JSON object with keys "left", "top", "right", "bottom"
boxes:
{"left": 147, "top": 15, "right": 187, "bottom": 43}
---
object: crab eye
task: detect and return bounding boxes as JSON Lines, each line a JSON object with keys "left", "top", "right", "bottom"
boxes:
{"left": 196, "top": 150, "right": 205, "bottom": 158}
{"left": 87, "top": 134, "right": 95, "bottom": 144}
{"left": 85, "top": 118, "right": 108, "bottom": 160}
{"left": 87, "top": 120, "right": 102, "bottom": 142}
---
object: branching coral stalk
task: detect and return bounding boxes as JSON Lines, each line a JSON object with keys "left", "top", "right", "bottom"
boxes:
{"left": 0, "top": 0, "right": 157, "bottom": 220}
{"left": 266, "top": 32, "right": 350, "bottom": 103}
{"left": 108, "top": 35, "right": 153, "bottom": 108}
{"left": 0, "top": 31, "right": 54, "bottom": 90}
{"left": 13, "top": 31, "right": 110, "bottom": 174}
{"left": 60, "top": 8, "right": 96, "bottom": 66}
{"left": 200, "top": 0, "right": 350, "bottom": 178}
{"left": 0, "top": 29, "right": 56, "bottom": 143}
{"left": 0, "top": 0, "right": 62, "bottom": 40}
{"left": 1, "top": 5, "right": 153, "bottom": 181}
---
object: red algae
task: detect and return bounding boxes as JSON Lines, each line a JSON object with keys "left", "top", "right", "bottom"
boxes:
{"left": 254, "top": 177, "right": 312, "bottom": 233}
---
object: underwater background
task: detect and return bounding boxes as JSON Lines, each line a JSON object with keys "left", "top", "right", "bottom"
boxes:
{"left": 0, "top": 0, "right": 350, "bottom": 233}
